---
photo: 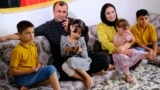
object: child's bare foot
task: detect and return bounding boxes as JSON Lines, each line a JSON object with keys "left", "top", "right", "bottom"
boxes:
{"left": 125, "top": 74, "right": 133, "bottom": 83}
{"left": 91, "top": 70, "right": 107, "bottom": 76}
{"left": 108, "top": 64, "right": 115, "bottom": 70}
{"left": 20, "top": 86, "right": 28, "bottom": 90}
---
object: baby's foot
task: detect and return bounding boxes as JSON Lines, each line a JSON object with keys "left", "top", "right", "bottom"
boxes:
{"left": 108, "top": 64, "right": 115, "bottom": 70}
{"left": 20, "top": 86, "right": 28, "bottom": 90}
{"left": 125, "top": 74, "right": 133, "bottom": 83}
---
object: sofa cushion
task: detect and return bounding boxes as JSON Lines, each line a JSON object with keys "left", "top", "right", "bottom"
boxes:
{"left": 149, "top": 13, "right": 160, "bottom": 40}
{"left": 87, "top": 25, "right": 102, "bottom": 52}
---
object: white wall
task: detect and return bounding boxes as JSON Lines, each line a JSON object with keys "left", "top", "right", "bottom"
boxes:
{"left": 0, "top": 0, "right": 160, "bottom": 36}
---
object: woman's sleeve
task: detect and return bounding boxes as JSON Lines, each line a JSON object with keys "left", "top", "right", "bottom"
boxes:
{"left": 97, "top": 25, "right": 116, "bottom": 54}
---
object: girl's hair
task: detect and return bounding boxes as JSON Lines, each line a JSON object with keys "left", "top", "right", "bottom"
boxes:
{"left": 100, "top": 3, "right": 118, "bottom": 26}
{"left": 68, "top": 19, "right": 89, "bottom": 42}
{"left": 115, "top": 19, "right": 130, "bottom": 30}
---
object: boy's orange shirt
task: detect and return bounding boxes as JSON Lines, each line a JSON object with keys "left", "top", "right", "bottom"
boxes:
{"left": 10, "top": 42, "right": 38, "bottom": 70}
{"left": 131, "top": 23, "right": 157, "bottom": 46}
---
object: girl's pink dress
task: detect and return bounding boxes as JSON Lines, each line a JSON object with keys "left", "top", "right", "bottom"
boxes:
{"left": 113, "top": 33, "right": 147, "bottom": 74}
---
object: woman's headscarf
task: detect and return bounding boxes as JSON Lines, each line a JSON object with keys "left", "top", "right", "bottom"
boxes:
{"left": 100, "top": 3, "right": 118, "bottom": 26}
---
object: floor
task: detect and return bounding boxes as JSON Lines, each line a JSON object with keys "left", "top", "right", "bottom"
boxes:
{"left": 92, "top": 63, "right": 160, "bottom": 90}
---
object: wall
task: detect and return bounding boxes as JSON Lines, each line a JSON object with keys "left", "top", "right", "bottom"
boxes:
{"left": 0, "top": 0, "right": 160, "bottom": 36}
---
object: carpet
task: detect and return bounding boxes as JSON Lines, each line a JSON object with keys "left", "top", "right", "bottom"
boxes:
{"left": 92, "top": 64, "right": 160, "bottom": 90}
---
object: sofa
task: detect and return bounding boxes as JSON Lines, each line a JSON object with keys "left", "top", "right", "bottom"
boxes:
{"left": 0, "top": 26, "right": 116, "bottom": 90}
{"left": 0, "top": 13, "right": 160, "bottom": 90}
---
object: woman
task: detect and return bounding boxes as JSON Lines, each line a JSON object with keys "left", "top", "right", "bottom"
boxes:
{"left": 96, "top": 3, "right": 132, "bottom": 69}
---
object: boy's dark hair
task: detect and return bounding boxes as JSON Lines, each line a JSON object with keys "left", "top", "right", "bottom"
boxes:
{"left": 53, "top": 1, "right": 68, "bottom": 10}
{"left": 136, "top": 9, "right": 149, "bottom": 18}
{"left": 17, "top": 20, "right": 34, "bottom": 33}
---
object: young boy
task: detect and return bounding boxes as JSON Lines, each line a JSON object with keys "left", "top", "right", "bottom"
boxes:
{"left": 9, "top": 20, "right": 60, "bottom": 90}
{"left": 131, "top": 9, "right": 160, "bottom": 60}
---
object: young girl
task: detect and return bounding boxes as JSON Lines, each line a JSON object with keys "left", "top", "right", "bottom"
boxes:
{"left": 60, "top": 19, "right": 92, "bottom": 89}
{"left": 112, "top": 19, "right": 151, "bottom": 83}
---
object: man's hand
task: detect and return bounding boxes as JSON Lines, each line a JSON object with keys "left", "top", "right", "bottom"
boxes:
{"left": 0, "top": 36, "right": 7, "bottom": 42}
{"left": 62, "top": 18, "right": 69, "bottom": 31}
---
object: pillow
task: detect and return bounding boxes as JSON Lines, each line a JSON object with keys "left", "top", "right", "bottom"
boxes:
{"left": 87, "top": 25, "right": 102, "bottom": 52}
{"left": 149, "top": 13, "right": 160, "bottom": 40}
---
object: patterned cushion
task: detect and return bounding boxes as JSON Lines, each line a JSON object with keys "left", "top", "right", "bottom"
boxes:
{"left": 87, "top": 25, "right": 102, "bottom": 51}
{"left": 0, "top": 70, "right": 115, "bottom": 90}
{"left": 149, "top": 13, "right": 160, "bottom": 40}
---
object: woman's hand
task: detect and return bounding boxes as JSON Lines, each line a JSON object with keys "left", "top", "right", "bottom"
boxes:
{"left": 0, "top": 36, "right": 7, "bottom": 42}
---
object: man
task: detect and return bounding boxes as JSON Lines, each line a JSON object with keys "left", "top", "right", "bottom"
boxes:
{"left": 131, "top": 9, "right": 160, "bottom": 60}
{"left": 0, "top": 1, "right": 110, "bottom": 81}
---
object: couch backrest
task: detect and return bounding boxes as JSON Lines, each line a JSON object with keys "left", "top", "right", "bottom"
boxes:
{"left": 149, "top": 13, "right": 160, "bottom": 40}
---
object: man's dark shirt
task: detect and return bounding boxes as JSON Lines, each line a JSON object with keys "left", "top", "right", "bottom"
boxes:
{"left": 35, "top": 19, "right": 68, "bottom": 70}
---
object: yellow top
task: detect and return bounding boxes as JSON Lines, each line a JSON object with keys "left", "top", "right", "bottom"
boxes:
{"left": 131, "top": 23, "right": 157, "bottom": 46}
{"left": 96, "top": 22, "right": 116, "bottom": 54}
{"left": 10, "top": 42, "right": 38, "bottom": 70}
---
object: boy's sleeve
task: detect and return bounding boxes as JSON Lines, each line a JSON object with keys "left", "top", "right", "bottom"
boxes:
{"left": 10, "top": 49, "right": 21, "bottom": 68}
{"left": 150, "top": 24, "right": 158, "bottom": 42}
{"left": 131, "top": 26, "right": 140, "bottom": 43}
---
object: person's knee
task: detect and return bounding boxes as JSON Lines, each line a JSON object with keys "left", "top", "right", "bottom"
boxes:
{"left": 62, "top": 62, "right": 75, "bottom": 76}
{"left": 99, "top": 53, "right": 110, "bottom": 70}
{"left": 48, "top": 65, "right": 56, "bottom": 72}
{"left": 62, "top": 63, "right": 66, "bottom": 71}
{"left": 46, "top": 65, "right": 57, "bottom": 76}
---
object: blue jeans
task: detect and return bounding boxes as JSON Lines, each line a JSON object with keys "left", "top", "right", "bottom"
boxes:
{"left": 13, "top": 65, "right": 60, "bottom": 88}
{"left": 135, "top": 42, "right": 160, "bottom": 51}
